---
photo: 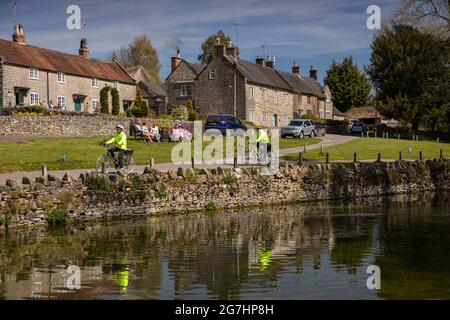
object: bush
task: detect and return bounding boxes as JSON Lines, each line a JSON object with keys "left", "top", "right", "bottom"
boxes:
{"left": 111, "top": 88, "right": 120, "bottom": 116}
{"left": 154, "top": 184, "right": 168, "bottom": 198}
{"left": 223, "top": 176, "right": 237, "bottom": 185}
{"left": 0, "top": 201, "right": 19, "bottom": 228}
{"left": 170, "top": 105, "right": 189, "bottom": 121}
{"left": 130, "top": 93, "right": 149, "bottom": 118}
{"left": 186, "top": 100, "right": 199, "bottom": 121}
{"left": 12, "top": 105, "right": 47, "bottom": 115}
{"left": 100, "top": 87, "right": 111, "bottom": 114}
{"left": 205, "top": 202, "right": 217, "bottom": 213}
{"left": 47, "top": 209, "right": 69, "bottom": 226}
{"left": 85, "top": 175, "right": 111, "bottom": 194}
{"left": 302, "top": 114, "right": 325, "bottom": 124}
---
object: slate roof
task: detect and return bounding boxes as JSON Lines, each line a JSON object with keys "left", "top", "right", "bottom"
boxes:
{"left": 276, "top": 70, "right": 325, "bottom": 97}
{"left": 0, "top": 39, "right": 136, "bottom": 84}
{"left": 140, "top": 80, "right": 167, "bottom": 97}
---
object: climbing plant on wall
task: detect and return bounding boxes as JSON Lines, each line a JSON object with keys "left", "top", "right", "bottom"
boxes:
{"left": 100, "top": 86, "right": 111, "bottom": 114}
{"left": 111, "top": 88, "right": 120, "bottom": 115}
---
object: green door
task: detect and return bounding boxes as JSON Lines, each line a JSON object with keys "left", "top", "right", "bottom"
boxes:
{"left": 74, "top": 99, "right": 82, "bottom": 112}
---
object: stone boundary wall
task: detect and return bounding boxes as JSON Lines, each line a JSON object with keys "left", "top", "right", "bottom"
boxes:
{"left": 1, "top": 159, "right": 449, "bottom": 230}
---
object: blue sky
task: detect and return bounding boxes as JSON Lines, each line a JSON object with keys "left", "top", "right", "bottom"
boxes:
{"left": 0, "top": 0, "right": 397, "bottom": 82}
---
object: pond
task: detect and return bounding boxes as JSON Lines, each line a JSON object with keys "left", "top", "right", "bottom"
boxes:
{"left": 0, "top": 192, "right": 449, "bottom": 300}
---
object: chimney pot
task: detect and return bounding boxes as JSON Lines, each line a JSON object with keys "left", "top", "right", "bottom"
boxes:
{"left": 79, "top": 38, "right": 90, "bottom": 58}
{"left": 171, "top": 50, "right": 183, "bottom": 73}
{"left": 214, "top": 39, "right": 225, "bottom": 59}
{"left": 309, "top": 66, "right": 318, "bottom": 81}
{"left": 12, "top": 24, "right": 26, "bottom": 45}
{"left": 292, "top": 61, "right": 300, "bottom": 75}
{"left": 256, "top": 56, "right": 265, "bottom": 66}
{"left": 226, "top": 42, "right": 238, "bottom": 59}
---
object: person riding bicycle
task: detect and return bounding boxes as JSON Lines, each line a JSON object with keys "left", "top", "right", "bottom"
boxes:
{"left": 255, "top": 125, "right": 272, "bottom": 157}
{"left": 104, "top": 125, "right": 127, "bottom": 169}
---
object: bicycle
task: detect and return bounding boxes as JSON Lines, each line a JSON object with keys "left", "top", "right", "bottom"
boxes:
{"left": 96, "top": 147, "right": 136, "bottom": 176}
{"left": 248, "top": 146, "right": 278, "bottom": 165}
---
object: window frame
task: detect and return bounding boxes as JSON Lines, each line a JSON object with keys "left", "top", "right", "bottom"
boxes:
{"left": 29, "top": 68, "right": 39, "bottom": 80}
{"left": 208, "top": 69, "right": 216, "bottom": 80}
{"left": 91, "top": 99, "right": 99, "bottom": 112}
{"left": 91, "top": 78, "right": 99, "bottom": 88}
{"left": 57, "top": 95, "right": 66, "bottom": 108}
{"left": 57, "top": 72, "right": 66, "bottom": 84}
{"left": 30, "top": 92, "right": 39, "bottom": 105}
{"left": 262, "top": 89, "right": 268, "bottom": 102}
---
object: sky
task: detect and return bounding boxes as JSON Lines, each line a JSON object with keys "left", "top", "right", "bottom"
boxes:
{"left": 0, "top": 0, "right": 398, "bottom": 82}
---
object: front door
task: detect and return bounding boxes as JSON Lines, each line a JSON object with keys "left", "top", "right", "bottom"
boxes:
{"left": 74, "top": 99, "right": 82, "bottom": 112}
{"left": 15, "top": 90, "right": 25, "bottom": 106}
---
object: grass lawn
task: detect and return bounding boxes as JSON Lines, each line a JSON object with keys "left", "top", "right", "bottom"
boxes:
{"left": 284, "top": 137, "right": 450, "bottom": 162}
{"left": 0, "top": 136, "right": 320, "bottom": 173}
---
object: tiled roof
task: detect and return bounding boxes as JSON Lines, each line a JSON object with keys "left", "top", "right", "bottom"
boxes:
{"left": 187, "top": 62, "right": 206, "bottom": 74}
{"left": 0, "top": 39, "right": 136, "bottom": 84}
{"left": 232, "top": 59, "right": 291, "bottom": 91}
{"left": 277, "top": 70, "right": 325, "bottom": 97}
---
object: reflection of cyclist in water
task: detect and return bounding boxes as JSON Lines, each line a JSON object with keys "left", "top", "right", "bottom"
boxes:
{"left": 110, "top": 264, "right": 130, "bottom": 294}
{"left": 258, "top": 242, "right": 273, "bottom": 272}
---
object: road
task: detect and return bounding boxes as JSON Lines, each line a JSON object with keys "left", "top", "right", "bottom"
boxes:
{"left": 0, "top": 134, "right": 357, "bottom": 185}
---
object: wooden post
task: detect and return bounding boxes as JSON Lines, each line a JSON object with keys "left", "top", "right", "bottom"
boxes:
{"left": 326, "top": 153, "right": 330, "bottom": 164}
{"left": 361, "top": 132, "right": 364, "bottom": 138}
{"left": 440, "top": 149, "right": 443, "bottom": 159}
{"left": 101, "top": 162, "right": 106, "bottom": 175}
{"left": 191, "top": 156, "right": 195, "bottom": 169}
{"left": 298, "top": 152, "right": 303, "bottom": 165}
{"left": 374, "top": 131, "right": 377, "bottom": 138}
{"left": 399, "top": 151, "right": 403, "bottom": 161}
{"left": 419, "top": 151, "right": 423, "bottom": 161}
{"left": 304, "top": 143, "right": 307, "bottom": 153}
{"left": 320, "top": 144, "right": 324, "bottom": 155}
{"left": 41, "top": 164, "right": 48, "bottom": 177}
{"left": 353, "top": 152, "right": 357, "bottom": 163}
{"left": 149, "top": 158, "right": 155, "bottom": 168}
{"left": 377, "top": 153, "right": 381, "bottom": 162}
{"left": 233, "top": 156, "right": 238, "bottom": 168}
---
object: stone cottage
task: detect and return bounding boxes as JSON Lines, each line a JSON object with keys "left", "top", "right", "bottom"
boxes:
{"left": 137, "top": 80, "right": 168, "bottom": 116}
{"left": 0, "top": 24, "right": 136, "bottom": 113}
{"left": 165, "top": 50, "right": 205, "bottom": 108}
{"left": 277, "top": 63, "right": 334, "bottom": 119}
{"left": 194, "top": 40, "right": 294, "bottom": 127}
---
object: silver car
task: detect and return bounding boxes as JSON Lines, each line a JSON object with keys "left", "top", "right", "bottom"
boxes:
{"left": 281, "top": 120, "right": 316, "bottom": 139}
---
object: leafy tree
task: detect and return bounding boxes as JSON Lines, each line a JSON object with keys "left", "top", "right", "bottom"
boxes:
{"left": 186, "top": 100, "right": 199, "bottom": 121}
{"left": 100, "top": 87, "right": 111, "bottom": 114}
{"left": 366, "top": 24, "right": 450, "bottom": 132}
{"left": 198, "top": 30, "right": 231, "bottom": 64}
{"left": 130, "top": 93, "right": 149, "bottom": 118}
{"left": 111, "top": 88, "right": 120, "bottom": 116}
{"left": 112, "top": 35, "right": 161, "bottom": 83}
{"left": 324, "top": 57, "right": 372, "bottom": 112}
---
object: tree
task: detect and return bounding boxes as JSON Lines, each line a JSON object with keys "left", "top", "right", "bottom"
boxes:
{"left": 366, "top": 24, "right": 450, "bottom": 132}
{"left": 130, "top": 93, "right": 149, "bottom": 118}
{"left": 111, "top": 88, "right": 120, "bottom": 115}
{"left": 198, "top": 30, "right": 231, "bottom": 64}
{"left": 112, "top": 35, "right": 161, "bottom": 83}
{"left": 186, "top": 100, "right": 199, "bottom": 121}
{"left": 324, "top": 57, "right": 372, "bottom": 112}
{"left": 100, "top": 87, "right": 111, "bottom": 114}
{"left": 393, "top": 0, "right": 450, "bottom": 29}
{"left": 170, "top": 105, "right": 189, "bottom": 121}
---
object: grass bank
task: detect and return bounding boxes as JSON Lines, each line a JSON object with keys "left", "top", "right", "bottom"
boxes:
{"left": 283, "top": 137, "right": 450, "bottom": 162}
{"left": 0, "top": 136, "right": 320, "bottom": 173}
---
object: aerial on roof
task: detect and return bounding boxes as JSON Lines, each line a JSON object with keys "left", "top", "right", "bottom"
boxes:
{"left": 0, "top": 39, "right": 136, "bottom": 84}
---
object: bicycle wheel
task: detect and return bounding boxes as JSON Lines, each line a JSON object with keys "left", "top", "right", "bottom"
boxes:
{"left": 121, "top": 156, "right": 136, "bottom": 176}
{"left": 96, "top": 154, "right": 114, "bottom": 174}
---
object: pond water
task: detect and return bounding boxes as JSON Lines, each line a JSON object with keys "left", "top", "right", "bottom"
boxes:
{"left": 0, "top": 192, "right": 449, "bottom": 300}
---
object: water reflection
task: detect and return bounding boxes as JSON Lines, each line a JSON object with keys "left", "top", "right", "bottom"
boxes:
{"left": 0, "top": 192, "right": 449, "bottom": 300}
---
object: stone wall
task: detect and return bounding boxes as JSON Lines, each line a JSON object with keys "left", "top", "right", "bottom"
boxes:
{"left": 1, "top": 159, "right": 449, "bottom": 230}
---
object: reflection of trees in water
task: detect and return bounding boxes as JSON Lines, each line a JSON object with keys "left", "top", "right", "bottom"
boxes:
{"left": 375, "top": 193, "right": 450, "bottom": 299}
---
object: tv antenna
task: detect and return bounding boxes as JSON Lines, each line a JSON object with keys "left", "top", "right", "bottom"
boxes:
{"left": 233, "top": 21, "right": 240, "bottom": 46}
{"left": 261, "top": 44, "right": 267, "bottom": 58}
{"left": 13, "top": 1, "right": 17, "bottom": 24}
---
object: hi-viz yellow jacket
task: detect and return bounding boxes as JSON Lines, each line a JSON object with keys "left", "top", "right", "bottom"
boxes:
{"left": 256, "top": 129, "right": 270, "bottom": 144}
{"left": 106, "top": 131, "right": 127, "bottom": 150}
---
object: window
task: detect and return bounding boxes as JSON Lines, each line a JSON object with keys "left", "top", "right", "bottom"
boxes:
{"left": 30, "top": 92, "right": 39, "bottom": 105}
{"left": 262, "top": 89, "right": 268, "bottom": 102}
{"left": 57, "top": 96, "right": 66, "bottom": 109}
{"left": 91, "top": 78, "right": 99, "bottom": 88}
{"left": 248, "top": 87, "right": 255, "bottom": 100}
{"left": 112, "top": 81, "right": 118, "bottom": 89}
{"left": 262, "top": 112, "right": 268, "bottom": 123}
{"left": 180, "top": 84, "right": 191, "bottom": 97}
{"left": 57, "top": 72, "right": 65, "bottom": 83}
{"left": 249, "top": 110, "right": 255, "bottom": 122}
{"left": 208, "top": 69, "right": 216, "bottom": 80}
{"left": 29, "top": 68, "right": 39, "bottom": 80}
{"left": 91, "top": 99, "right": 99, "bottom": 112}
{"left": 307, "top": 96, "right": 312, "bottom": 104}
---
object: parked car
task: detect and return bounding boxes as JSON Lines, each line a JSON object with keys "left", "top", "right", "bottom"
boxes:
{"left": 312, "top": 121, "right": 326, "bottom": 137}
{"left": 350, "top": 122, "right": 366, "bottom": 135}
{"left": 281, "top": 119, "right": 316, "bottom": 139}
{"left": 204, "top": 114, "right": 247, "bottom": 135}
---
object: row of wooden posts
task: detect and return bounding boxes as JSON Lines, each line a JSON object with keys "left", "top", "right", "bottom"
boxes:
{"left": 360, "top": 131, "right": 439, "bottom": 143}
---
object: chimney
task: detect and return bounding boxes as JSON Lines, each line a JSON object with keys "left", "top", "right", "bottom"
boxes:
{"left": 226, "top": 41, "right": 238, "bottom": 59}
{"left": 171, "top": 49, "right": 182, "bottom": 73}
{"left": 309, "top": 66, "right": 318, "bottom": 81}
{"left": 79, "top": 38, "right": 90, "bottom": 58}
{"left": 256, "top": 56, "right": 265, "bottom": 66}
{"left": 265, "top": 56, "right": 275, "bottom": 69}
{"left": 292, "top": 61, "right": 300, "bottom": 75}
{"left": 12, "top": 24, "right": 26, "bottom": 45}
{"left": 214, "top": 37, "right": 225, "bottom": 59}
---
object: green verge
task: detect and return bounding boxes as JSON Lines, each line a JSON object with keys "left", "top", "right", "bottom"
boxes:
{"left": 283, "top": 137, "right": 450, "bottom": 162}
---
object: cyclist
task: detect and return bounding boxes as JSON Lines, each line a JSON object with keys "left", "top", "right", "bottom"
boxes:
{"left": 104, "top": 125, "right": 127, "bottom": 169}
{"left": 255, "top": 125, "right": 271, "bottom": 160}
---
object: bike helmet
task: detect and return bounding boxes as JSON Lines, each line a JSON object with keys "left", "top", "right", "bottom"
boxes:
{"left": 116, "top": 125, "right": 125, "bottom": 131}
